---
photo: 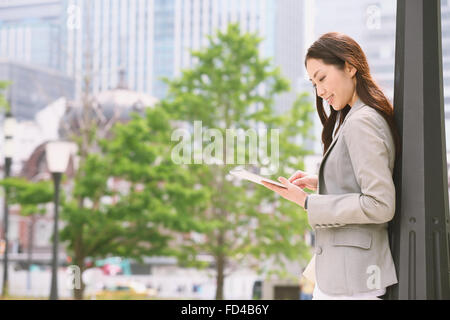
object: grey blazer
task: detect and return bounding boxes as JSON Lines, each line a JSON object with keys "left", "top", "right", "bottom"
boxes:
{"left": 305, "top": 98, "right": 398, "bottom": 296}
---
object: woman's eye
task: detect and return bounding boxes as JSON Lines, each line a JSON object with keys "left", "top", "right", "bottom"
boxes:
{"left": 319, "top": 76, "right": 326, "bottom": 82}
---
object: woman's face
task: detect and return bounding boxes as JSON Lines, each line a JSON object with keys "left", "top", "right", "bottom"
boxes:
{"left": 306, "top": 58, "right": 358, "bottom": 110}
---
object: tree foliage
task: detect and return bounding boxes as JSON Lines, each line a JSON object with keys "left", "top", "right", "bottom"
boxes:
{"left": 59, "top": 106, "right": 210, "bottom": 299}
{"left": 0, "top": 178, "right": 53, "bottom": 215}
{"left": 161, "top": 24, "right": 316, "bottom": 299}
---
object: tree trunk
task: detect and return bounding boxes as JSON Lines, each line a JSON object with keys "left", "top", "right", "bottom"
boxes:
{"left": 26, "top": 215, "right": 35, "bottom": 292}
{"left": 73, "top": 230, "right": 85, "bottom": 300}
{"left": 215, "top": 227, "right": 226, "bottom": 300}
{"left": 73, "top": 273, "right": 86, "bottom": 300}
{"left": 215, "top": 252, "right": 225, "bottom": 300}
{"left": 72, "top": 262, "right": 86, "bottom": 300}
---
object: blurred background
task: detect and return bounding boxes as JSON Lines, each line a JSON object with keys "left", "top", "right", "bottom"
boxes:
{"left": 0, "top": 0, "right": 449, "bottom": 300}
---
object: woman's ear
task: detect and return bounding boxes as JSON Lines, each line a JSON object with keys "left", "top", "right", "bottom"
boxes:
{"left": 345, "top": 61, "right": 357, "bottom": 78}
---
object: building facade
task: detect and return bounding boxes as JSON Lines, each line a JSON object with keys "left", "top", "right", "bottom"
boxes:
{"left": 0, "top": 0, "right": 309, "bottom": 120}
{"left": 2, "top": 0, "right": 449, "bottom": 133}
{"left": 0, "top": 0, "right": 65, "bottom": 72}
{"left": 63, "top": 0, "right": 298, "bottom": 100}
{"left": 0, "top": 60, "right": 74, "bottom": 121}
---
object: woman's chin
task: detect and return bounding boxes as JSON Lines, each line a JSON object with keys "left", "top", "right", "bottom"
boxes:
{"left": 331, "top": 102, "right": 345, "bottom": 111}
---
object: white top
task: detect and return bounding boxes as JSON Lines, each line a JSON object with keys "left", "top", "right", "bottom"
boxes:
{"left": 313, "top": 284, "right": 385, "bottom": 300}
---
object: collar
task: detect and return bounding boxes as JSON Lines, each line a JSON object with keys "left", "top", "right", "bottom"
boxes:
{"left": 343, "top": 97, "right": 366, "bottom": 123}
{"left": 322, "top": 97, "right": 367, "bottom": 161}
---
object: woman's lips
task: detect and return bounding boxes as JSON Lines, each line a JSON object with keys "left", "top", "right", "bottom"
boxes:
{"left": 326, "top": 94, "right": 334, "bottom": 105}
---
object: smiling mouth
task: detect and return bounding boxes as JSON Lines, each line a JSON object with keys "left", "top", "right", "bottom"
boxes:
{"left": 326, "top": 94, "right": 334, "bottom": 105}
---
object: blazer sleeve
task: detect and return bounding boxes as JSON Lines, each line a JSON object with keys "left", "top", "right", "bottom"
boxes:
{"left": 306, "top": 112, "right": 396, "bottom": 227}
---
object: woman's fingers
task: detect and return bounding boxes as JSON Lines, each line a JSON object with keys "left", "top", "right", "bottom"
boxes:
{"left": 263, "top": 178, "right": 308, "bottom": 208}
{"left": 292, "top": 178, "right": 307, "bottom": 187}
{"left": 292, "top": 178, "right": 317, "bottom": 190}
{"left": 261, "top": 180, "right": 285, "bottom": 193}
{"left": 278, "top": 176, "right": 291, "bottom": 186}
{"left": 288, "top": 170, "right": 307, "bottom": 183}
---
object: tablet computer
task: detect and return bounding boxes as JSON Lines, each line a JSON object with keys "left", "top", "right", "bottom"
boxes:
{"left": 229, "top": 168, "right": 287, "bottom": 189}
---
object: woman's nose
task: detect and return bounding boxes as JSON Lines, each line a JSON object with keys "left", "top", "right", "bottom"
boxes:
{"left": 317, "top": 87, "right": 326, "bottom": 98}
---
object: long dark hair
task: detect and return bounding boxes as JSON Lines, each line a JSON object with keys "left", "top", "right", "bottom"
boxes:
{"left": 304, "top": 32, "right": 401, "bottom": 160}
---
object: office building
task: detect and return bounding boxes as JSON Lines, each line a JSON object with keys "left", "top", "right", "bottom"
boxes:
{"left": 0, "top": 0, "right": 65, "bottom": 71}
{"left": 62, "top": 0, "right": 305, "bottom": 105}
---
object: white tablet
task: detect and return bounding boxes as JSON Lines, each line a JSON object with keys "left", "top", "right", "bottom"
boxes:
{"left": 229, "top": 168, "right": 287, "bottom": 189}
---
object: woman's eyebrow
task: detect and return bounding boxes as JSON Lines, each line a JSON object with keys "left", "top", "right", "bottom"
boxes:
{"left": 309, "top": 69, "right": 322, "bottom": 82}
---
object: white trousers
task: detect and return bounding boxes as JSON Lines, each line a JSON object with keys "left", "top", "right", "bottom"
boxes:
{"left": 312, "top": 285, "right": 385, "bottom": 300}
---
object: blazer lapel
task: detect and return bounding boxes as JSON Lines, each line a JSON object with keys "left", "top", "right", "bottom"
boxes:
{"left": 318, "top": 124, "right": 344, "bottom": 174}
{"left": 317, "top": 98, "right": 367, "bottom": 177}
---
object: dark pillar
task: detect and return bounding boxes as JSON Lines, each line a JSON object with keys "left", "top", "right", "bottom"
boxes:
{"left": 1, "top": 157, "right": 11, "bottom": 297}
{"left": 49, "top": 172, "right": 62, "bottom": 300}
{"left": 26, "top": 215, "right": 35, "bottom": 292}
{"left": 386, "top": 0, "right": 450, "bottom": 299}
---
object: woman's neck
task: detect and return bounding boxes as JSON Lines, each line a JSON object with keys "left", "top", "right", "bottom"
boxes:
{"left": 349, "top": 92, "right": 359, "bottom": 107}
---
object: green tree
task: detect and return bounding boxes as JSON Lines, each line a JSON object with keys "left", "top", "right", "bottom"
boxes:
{"left": 57, "top": 6, "right": 206, "bottom": 299}
{"left": 162, "top": 24, "right": 315, "bottom": 299}
{"left": 0, "top": 177, "right": 53, "bottom": 298}
{"left": 0, "top": 178, "right": 53, "bottom": 215}
{"left": 59, "top": 106, "right": 209, "bottom": 300}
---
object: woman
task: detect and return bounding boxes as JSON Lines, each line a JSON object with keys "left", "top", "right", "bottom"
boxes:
{"left": 261, "top": 32, "right": 401, "bottom": 300}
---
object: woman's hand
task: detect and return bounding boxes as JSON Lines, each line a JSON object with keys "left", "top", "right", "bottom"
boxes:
{"left": 288, "top": 170, "right": 318, "bottom": 191}
{"left": 261, "top": 177, "right": 309, "bottom": 208}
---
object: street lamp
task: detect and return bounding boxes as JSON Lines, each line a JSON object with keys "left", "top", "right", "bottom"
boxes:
{"left": 2, "top": 112, "right": 16, "bottom": 298}
{"left": 46, "top": 141, "right": 73, "bottom": 300}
